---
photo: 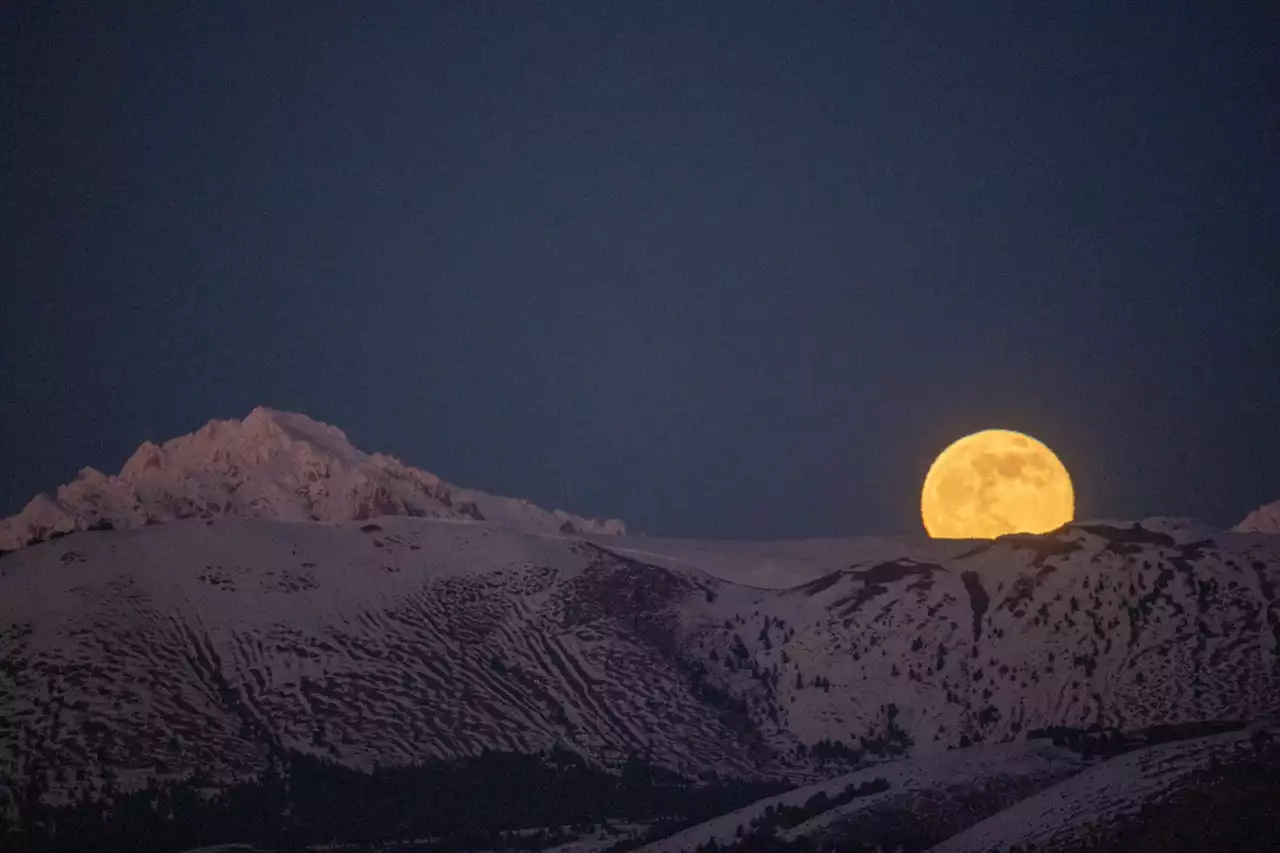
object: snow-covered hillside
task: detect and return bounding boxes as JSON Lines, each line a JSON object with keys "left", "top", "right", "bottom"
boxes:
{"left": 1237, "top": 499, "right": 1280, "bottom": 533}
{"left": 2, "top": 411, "right": 1278, "bottom": 850}
{"left": 928, "top": 725, "right": 1273, "bottom": 852}
{"left": 2, "top": 512, "right": 1278, "bottom": 811}
{"left": 0, "top": 408, "right": 625, "bottom": 552}
{"left": 628, "top": 723, "right": 1277, "bottom": 853}
{"left": 639, "top": 740, "right": 1086, "bottom": 853}
{"left": 0, "top": 517, "right": 754, "bottom": 799}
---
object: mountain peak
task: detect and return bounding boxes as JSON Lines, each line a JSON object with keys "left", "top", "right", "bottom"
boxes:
{"left": 0, "top": 408, "right": 625, "bottom": 550}
{"left": 242, "top": 406, "right": 360, "bottom": 456}
{"left": 1237, "top": 499, "right": 1280, "bottom": 534}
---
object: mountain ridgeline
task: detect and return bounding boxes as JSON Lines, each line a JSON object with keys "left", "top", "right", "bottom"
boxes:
{"left": 1, "top": 410, "right": 1278, "bottom": 852}
{"left": 0, "top": 407, "right": 625, "bottom": 553}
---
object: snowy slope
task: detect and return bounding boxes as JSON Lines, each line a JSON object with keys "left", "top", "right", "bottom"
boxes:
{"left": 0, "top": 408, "right": 625, "bottom": 551}
{"left": 638, "top": 741, "right": 1085, "bottom": 853}
{"left": 1237, "top": 499, "right": 1280, "bottom": 533}
{"left": 596, "top": 535, "right": 976, "bottom": 589}
{"left": 0, "top": 517, "right": 759, "bottom": 802}
{"left": 927, "top": 725, "right": 1275, "bottom": 853}
{"left": 667, "top": 521, "right": 1280, "bottom": 754}
{"left": 2, "top": 410, "right": 1279, "bottom": 846}
{"left": 630, "top": 725, "right": 1277, "bottom": 853}
{"left": 2, "top": 513, "right": 1279, "bottom": 812}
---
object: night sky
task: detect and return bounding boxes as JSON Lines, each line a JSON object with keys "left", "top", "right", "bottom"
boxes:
{"left": 3, "top": 3, "right": 1277, "bottom": 538}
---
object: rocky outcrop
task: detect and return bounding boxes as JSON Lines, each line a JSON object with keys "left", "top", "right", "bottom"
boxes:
{"left": 1238, "top": 500, "right": 1280, "bottom": 534}
{"left": 0, "top": 407, "right": 624, "bottom": 551}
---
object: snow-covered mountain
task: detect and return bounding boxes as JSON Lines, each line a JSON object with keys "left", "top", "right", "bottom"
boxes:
{"left": 642, "top": 723, "right": 1278, "bottom": 853}
{"left": 2, "top": 411, "right": 1278, "bottom": 851}
{"left": 1237, "top": 499, "right": 1280, "bottom": 533}
{"left": 638, "top": 739, "right": 1088, "bottom": 853}
{"left": 2, "top": 513, "right": 1278, "bottom": 799}
{"left": 0, "top": 408, "right": 625, "bottom": 551}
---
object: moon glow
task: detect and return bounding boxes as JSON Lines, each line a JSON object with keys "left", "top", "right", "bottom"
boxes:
{"left": 921, "top": 429, "right": 1074, "bottom": 539}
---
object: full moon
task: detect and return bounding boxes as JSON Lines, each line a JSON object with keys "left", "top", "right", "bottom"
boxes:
{"left": 921, "top": 429, "right": 1074, "bottom": 539}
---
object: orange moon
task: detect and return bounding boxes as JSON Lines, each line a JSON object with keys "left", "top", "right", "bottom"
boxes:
{"left": 921, "top": 429, "right": 1074, "bottom": 539}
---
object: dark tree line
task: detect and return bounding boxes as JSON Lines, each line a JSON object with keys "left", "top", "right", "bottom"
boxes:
{"left": 0, "top": 745, "right": 788, "bottom": 853}
{"left": 668, "top": 778, "right": 891, "bottom": 853}
{"left": 1026, "top": 719, "right": 1246, "bottom": 758}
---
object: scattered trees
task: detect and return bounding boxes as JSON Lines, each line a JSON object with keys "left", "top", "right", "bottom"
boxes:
{"left": 5, "top": 746, "right": 788, "bottom": 853}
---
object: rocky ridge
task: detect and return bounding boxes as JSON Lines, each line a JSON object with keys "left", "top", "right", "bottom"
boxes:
{"left": 1238, "top": 499, "right": 1280, "bottom": 534}
{"left": 0, "top": 408, "right": 625, "bottom": 551}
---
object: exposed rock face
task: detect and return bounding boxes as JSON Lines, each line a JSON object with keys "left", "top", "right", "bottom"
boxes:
{"left": 1238, "top": 500, "right": 1280, "bottom": 534}
{"left": 0, "top": 407, "right": 625, "bottom": 551}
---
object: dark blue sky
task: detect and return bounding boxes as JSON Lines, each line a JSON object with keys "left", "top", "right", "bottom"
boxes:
{"left": 3, "top": 2, "right": 1277, "bottom": 538}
